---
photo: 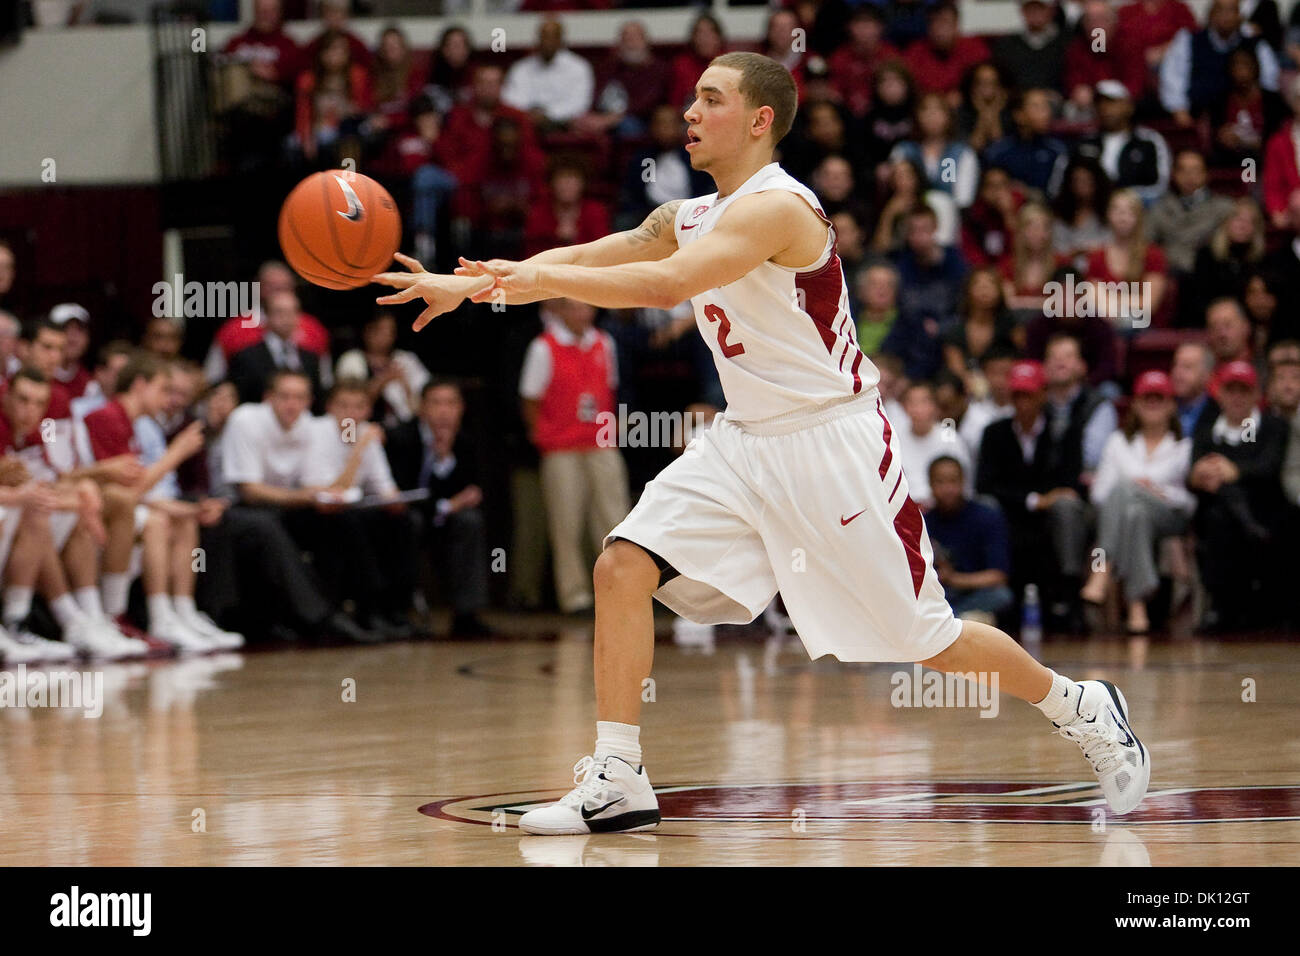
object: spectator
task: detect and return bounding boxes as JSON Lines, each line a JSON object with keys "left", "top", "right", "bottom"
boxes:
{"left": 303, "top": 379, "right": 415, "bottom": 638}
{"left": 812, "top": 155, "right": 875, "bottom": 229}
{"left": 1146, "top": 150, "right": 1235, "bottom": 280}
{"left": 368, "top": 25, "right": 427, "bottom": 137}
{"left": 1001, "top": 201, "right": 1065, "bottom": 316}
{"left": 761, "top": 8, "right": 808, "bottom": 91}
{"left": 1171, "top": 339, "right": 1220, "bottom": 436}
{"left": 202, "top": 261, "right": 331, "bottom": 384}
{"left": 890, "top": 92, "right": 980, "bottom": 208}
{"left": 519, "top": 298, "right": 629, "bottom": 615}
{"left": 833, "top": 210, "right": 870, "bottom": 278}
{"left": 879, "top": 0, "right": 932, "bottom": 49}
{"left": 425, "top": 25, "right": 474, "bottom": 114}
{"left": 1051, "top": 154, "right": 1113, "bottom": 270}
{"left": 1080, "top": 370, "right": 1194, "bottom": 633}
{"left": 1209, "top": 46, "right": 1289, "bottom": 168}
{"left": 1245, "top": 0, "right": 1284, "bottom": 51}
{"left": 140, "top": 316, "right": 184, "bottom": 359}
{"left": 1118, "top": 0, "right": 1198, "bottom": 103}
{"left": 501, "top": 17, "right": 595, "bottom": 132}
{"left": 976, "top": 359, "right": 1090, "bottom": 633}
{"left": 1043, "top": 331, "right": 1119, "bottom": 475}
{"left": 221, "top": 369, "right": 385, "bottom": 643}
{"left": 524, "top": 162, "right": 612, "bottom": 259}
{"left": 902, "top": 1, "right": 990, "bottom": 108}
{"left": 956, "top": 62, "right": 1011, "bottom": 154}
{"left": 577, "top": 20, "right": 669, "bottom": 139}
{"left": 1065, "top": 0, "right": 1145, "bottom": 113}
{"left": 1023, "top": 282, "right": 1120, "bottom": 389}
{"left": 1261, "top": 104, "right": 1300, "bottom": 226}
{"left": 863, "top": 61, "right": 916, "bottom": 170}
{"left": 335, "top": 311, "right": 431, "bottom": 427}
{"left": 853, "top": 261, "right": 901, "bottom": 356}
{"left": 926, "top": 455, "right": 1014, "bottom": 624}
{"left": 982, "top": 88, "right": 1069, "bottom": 195}
{"left": 883, "top": 204, "right": 968, "bottom": 381}
{"left": 873, "top": 157, "right": 958, "bottom": 252}
{"left": 961, "top": 164, "right": 1021, "bottom": 266}
{"left": 1182, "top": 196, "right": 1267, "bottom": 325}
{"left": 1265, "top": 344, "right": 1300, "bottom": 419}
{"left": 668, "top": 14, "right": 727, "bottom": 112}
{"left": 228, "top": 289, "right": 329, "bottom": 407}
{"left": 959, "top": 343, "right": 1018, "bottom": 453}
{"left": 784, "top": 100, "right": 868, "bottom": 187}
{"left": 1067, "top": 80, "right": 1170, "bottom": 205}
{"left": 1243, "top": 271, "right": 1300, "bottom": 348}
{"left": 1188, "top": 359, "right": 1289, "bottom": 629}
{"left": 1260, "top": 189, "right": 1300, "bottom": 309}
{"left": 0, "top": 240, "right": 14, "bottom": 313}
{"left": 829, "top": 6, "right": 899, "bottom": 119}
{"left": 467, "top": 117, "right": 547, "bottom": 261}
{"left": 617, "top": 104, "right": 711, "bottom": 230}
{"left": 385, "top": 380, "right": 492, "bottom": 637}
{"left": 1206, "top": 296, "right": 1256, "bottom": 370}
{"left": 11, "top": 318, "right": 74, "bottom": 420}
{"left": 302, "top": 0, "right": 370, "bottom": 72}
{"left": 0, "top": 310, "right": 18, "bottom": 377}
{"left": 943, "top": 266, "right": 1017, "bottom": 393}
{"left": 441, "top": 62, "right": 543, "bottom": 185}
{"left": 400, "top": 97, "right": 460, "bottom": 266}
{"left": 874, "top": 352, "right": 908, "bottom": 424}
{"left": 993, "top": 0, "right": 1068, "bottom": 95}
{"left": 219, "top": 0, "right": 298, "bottom": 171}
{"left": 47, "top": 303, "right": 93, "bottom": 398}
{"left": 1085, "top": 189, "right": 1169, "bottom": 331}
{"left": 895, "top": 380, "right": 972, "bottom": 509}
{"left": 293, "top": 28, "right": 372, "bottom": 166}
{"left": 1160, "top": 0, "right": 1280, "bottom": 128}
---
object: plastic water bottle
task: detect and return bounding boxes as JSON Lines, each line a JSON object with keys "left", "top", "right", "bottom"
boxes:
{"left": 1021, "top": 583, "right": 1042, "bottom": 646}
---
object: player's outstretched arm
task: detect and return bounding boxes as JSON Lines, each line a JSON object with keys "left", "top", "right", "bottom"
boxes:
{"left": 466, "top": 191, "right": 820, "bottom": 311}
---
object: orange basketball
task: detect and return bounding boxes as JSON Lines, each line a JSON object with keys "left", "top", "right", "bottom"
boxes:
{"left": 277, "top": 171, "right": 402, "bottom": 290}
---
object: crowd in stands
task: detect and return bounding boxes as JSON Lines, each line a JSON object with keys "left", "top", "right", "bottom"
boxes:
{"left": 4, "top": 0, "right": 1300, "bottom": 664}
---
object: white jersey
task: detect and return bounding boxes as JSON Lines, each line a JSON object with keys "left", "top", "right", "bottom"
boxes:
{"left": 674, "top": 162, "right": 877, "bottom": 423}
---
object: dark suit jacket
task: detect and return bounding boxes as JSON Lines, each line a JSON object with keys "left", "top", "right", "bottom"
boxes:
{"left": 1190, "top": 410, "right": 1289, "bottom": 517}
{"left": 384, "top": 419, "right": 478, "bottom": 503}
{"left": 227, "top": 341, "right": 324, "bottom": 411}
{"left": 976, "top": 415, "right": 1084, "bottom": 523}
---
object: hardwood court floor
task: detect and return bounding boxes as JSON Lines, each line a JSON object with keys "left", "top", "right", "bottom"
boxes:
{"left": 2, "top": 622, "right": 1297, "bottom": 866}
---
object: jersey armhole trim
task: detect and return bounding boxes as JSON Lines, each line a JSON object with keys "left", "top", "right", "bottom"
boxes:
{"left": 762, "top": 189, "right": 836, "bottom": 274}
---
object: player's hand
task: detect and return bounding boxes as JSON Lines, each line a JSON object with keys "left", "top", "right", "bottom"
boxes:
{"left": 463, "top": 260, "right": 541, "bottom": 302}
{"left": 17, "top": 482, "right": 61, "bottom": 513}
{"left": 100, "top": 455, "right": 145, "bottom": 486}
{"left": 373, "top": 256, "right": 494, "bottom": 331}
{"left": 170, "top": 420, "right": 206, "bottom": 460}
{"left": 0, "top": 457, "right": 30, "bottom": 487}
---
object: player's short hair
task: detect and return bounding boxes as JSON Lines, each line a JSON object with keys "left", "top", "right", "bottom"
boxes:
{"left": 116, "top": 350, "right": 166, "bottom": 394}
{"left": 96, "top": 340, "right": 134, "bottom": 369}
{"left": 709, "top": 51, "right": 798, "bottom": 145}
{"left": 22, "top": 317, "right": 65, "bottom": 342}
{"left": 10, "top": 365, "right": 49, "bottom": 390}
{"left": 327, "top": 377, "right": 370, "bottom": 403}
{"left": 928, "top": 454, "right": 965, "bottom": 481}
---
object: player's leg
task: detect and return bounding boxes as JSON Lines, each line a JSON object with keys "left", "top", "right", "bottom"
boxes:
{"left": 592, "top": 539, "right": 660, "bottom": 724}
{"left": 167, "top": 512, "right": 243, "bottom": 649}
{"left": 35, "top": 513, "right": 140, "bottom": 659}
{"left": 918, "top": 618, "right": 1052, "bottom": 703}
{"left": 138, "top": 507, "right": 209, "bottom": 652}
{"left": 98, "top": 483, "right": 138, "bottom": 623}
{"left": 0, "top": 506, "right": 76, "bottom": 662}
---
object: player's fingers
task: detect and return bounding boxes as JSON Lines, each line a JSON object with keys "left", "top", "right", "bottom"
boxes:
{"left": 371, "top": 271, "right": 417, "bottom": 289}
{"left": 393, "top": 252, "right": 426, "bottom": 273}
{"left": 375, "top": 286, "right": 422, "bottom": 306}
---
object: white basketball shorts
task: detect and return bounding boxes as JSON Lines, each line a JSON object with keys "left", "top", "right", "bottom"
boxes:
{"left": 605, "top": 388, "right": 962, "bottom": 663}
{"left": 0, "top": 506, "right": 19, "bottom": 575}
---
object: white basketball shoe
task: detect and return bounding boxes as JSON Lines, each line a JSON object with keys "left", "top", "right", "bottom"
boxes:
{"left": 1054, "top": 680, "right": 1151, "bottom": 815}
{"left": 519, "top": 755, "right": 661, "bottom": 835}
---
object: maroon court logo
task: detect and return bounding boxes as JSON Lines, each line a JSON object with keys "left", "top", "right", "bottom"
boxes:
{"left": 421, "top": 781, "right": 1300, "bottom": 827}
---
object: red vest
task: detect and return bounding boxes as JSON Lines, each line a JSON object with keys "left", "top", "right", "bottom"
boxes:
{"left": 534, "top": 329, "right": 615, "bottom": 453}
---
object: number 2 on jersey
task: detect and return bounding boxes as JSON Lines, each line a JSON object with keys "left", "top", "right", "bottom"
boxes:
{"left": 703, "top": 304, "right": 745, "bottom": 358}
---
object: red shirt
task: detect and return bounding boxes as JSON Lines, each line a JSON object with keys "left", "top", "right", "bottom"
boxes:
{"left": 223, "top": 27, "right": 301, "bottom": 88}
{"left": 903, "top": 36, "right": 991, "bottom": 95}
{"left": 440, "top": 102, "right": 543, "bottom": 186}
{"left": 1063, "top": 31, "right": 1146, "bottom": 100}
{"left": 524, "top": 199, "right": 612, "bottom": 259}
{"left": 84, "top": 399, "right": 140, "bottom": 461}
{"left": 214, "top": 313, "right": 330, "bottom": 360}
{"left": 54, "top": 364, "right": 92, "bottom": 399}
{"left": 1262, "top": 120, "right": 1300, "bottom": 217}
{"left": 829, "top": 42, "right": 901, "bottom": 117}
{"left": 1116, "top": 0, "right": 1198, "bottom": 55}
{"left": 534, "top": 330, "right": 616, "bottom": 453}
{"left": 0, "top": 411, "right": 41, "bottom": 453}
{"left": 0, "top": 376, "right": 72, "bottom": 420}
{"left": 1085, "top": 244, "right": 1168, "bottom": 283}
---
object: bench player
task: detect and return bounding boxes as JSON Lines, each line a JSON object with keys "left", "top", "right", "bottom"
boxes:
{"left": 374, "top": 52, "right": 1150, "bottom": 834}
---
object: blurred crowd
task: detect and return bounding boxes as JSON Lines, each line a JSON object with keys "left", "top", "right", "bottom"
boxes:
{"left": 2, "top": 0, "right": 1299, "bottom": 664}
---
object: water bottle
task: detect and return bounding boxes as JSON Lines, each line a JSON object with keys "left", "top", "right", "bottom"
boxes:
{"left": 1021, "top": 583, "right": 1042, "bottom": 646}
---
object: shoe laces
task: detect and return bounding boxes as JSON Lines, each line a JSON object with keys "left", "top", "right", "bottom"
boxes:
{"left": 1055, "top": 718, "right": 1124, "bottom": 776}
{"left": 559, "top": 755, "right": 614, "bottom": 808}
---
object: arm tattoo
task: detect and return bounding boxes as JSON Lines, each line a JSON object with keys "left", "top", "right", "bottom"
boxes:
{"left": 626, "top": 200, "right": 683, "bottom": 246}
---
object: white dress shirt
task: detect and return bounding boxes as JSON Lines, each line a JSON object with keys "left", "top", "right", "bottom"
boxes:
{"left": 501, "top": 49, "right": 595, "bottom": 123}
{"left": 1090, "top": 429, "right": 1194, "bottom": 512}
{"left": 221, "top": 402, "right": 317, "bottom": 489}
{"left": 302, "top": 416, "right": 398, "bottom": 497}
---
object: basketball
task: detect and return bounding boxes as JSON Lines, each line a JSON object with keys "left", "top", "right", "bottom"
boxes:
{"left": 277, "top": 171, "right": 401, "bottom": 290}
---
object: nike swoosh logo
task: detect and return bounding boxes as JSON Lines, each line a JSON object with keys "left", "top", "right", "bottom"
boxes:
{"left": 335, "top": 175, "right": 364, "bottom": 222}
{"left": 840, "top": 509, "right": 866, "bottom": 526}
{"left": 1109, "top": 708, "right": 1136, "bottom": 747}
{"left": 681, "top": 223, "right": 697, "bottom": 230}
{"left": 580, "top": 799, "right": 623, "bottom": 820}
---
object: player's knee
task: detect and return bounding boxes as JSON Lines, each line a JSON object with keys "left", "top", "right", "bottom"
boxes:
{"left": 594, "top": 540, "right": 659, "bottom": 597}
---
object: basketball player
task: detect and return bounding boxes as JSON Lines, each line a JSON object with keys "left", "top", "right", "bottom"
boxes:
{"left": 374, "top": 53, "right": 1150, "bottom": 834}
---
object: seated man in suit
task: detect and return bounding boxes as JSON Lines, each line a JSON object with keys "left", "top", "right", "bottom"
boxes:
{"left": 386, "top": 380, "right": 491, "bottom": 636}
{"left": 227, "top": 289, "right": 330, "bottom": 412}
{"left": 976, "top": 359, "right": 1091, "bottom": 633}
{"left": 1188, "top": 360, "right": 1289, "bottom": 631}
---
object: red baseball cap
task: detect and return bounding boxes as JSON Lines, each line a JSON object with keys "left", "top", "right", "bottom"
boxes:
{"left": 1133, "top": 369, "right": 1174, "bottom": 398}
{"left": 1217, "top": 360, "right": 1258, "bottom": 390}
{"left": 1008, "top": 360, "right": 1046, "bottom": 393}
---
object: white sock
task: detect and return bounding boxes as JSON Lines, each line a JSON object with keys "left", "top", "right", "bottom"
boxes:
{"left": 595, "top": 721, "right": 642, "bottom": 767}
{"left": 1033, "top": 671, "right": 1083, "bottom": 723}
{"left": 172, "top": 594, "right": 201, "bottom": 623}
{"left": 3, "top": 585, "right": 33, "bottom": 628}
{"left": 74, "top": 586, "right": 104, "bottom": 620}
{"left": 146, "top": 593, "right": 176, "bottom": 630}
{"left": 50, "top": 593, "right": 87, "bottom": 629}
{"left": 102, "top": 573, "right": 130, "bottom": 617}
